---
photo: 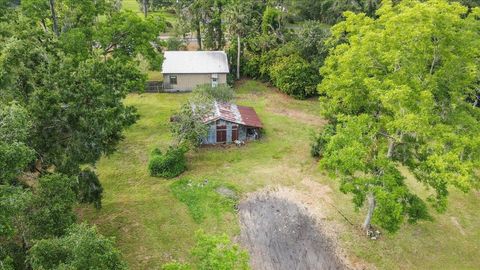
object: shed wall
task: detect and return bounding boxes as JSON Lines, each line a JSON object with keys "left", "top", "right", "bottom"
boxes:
{"left": 163, "top": 73, "right": 227, "bottom": 92}
{"left": 203, "top": 120, "right": 248, "bottom": 145}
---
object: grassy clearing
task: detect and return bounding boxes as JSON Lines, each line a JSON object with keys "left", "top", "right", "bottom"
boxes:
{"left": 170, "top": 179, "right": 238, "bottom": 223}
{"left": 81, "top": 80, "right": 480, "bottom": 269}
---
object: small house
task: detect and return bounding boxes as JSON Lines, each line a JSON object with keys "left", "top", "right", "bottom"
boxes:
{"left": 162, "top": 51, "right": 229, "bottom": 92}
{"left": 201, "top": 101, "right": 263, "bottom": 145}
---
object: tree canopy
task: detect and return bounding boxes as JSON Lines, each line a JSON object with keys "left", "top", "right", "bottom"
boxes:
{"left": 0, "top": 0, "right": 162, "bottom": 268}
{"left": 317, "top": 0, "right": 480, "bottom": 232}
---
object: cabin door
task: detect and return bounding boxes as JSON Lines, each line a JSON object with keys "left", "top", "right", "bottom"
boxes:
{"left": 216, "top": 125, "right": 227, "bottom": 143}
{"left": 231, "top": 125, "right": 238, "bottom": 141}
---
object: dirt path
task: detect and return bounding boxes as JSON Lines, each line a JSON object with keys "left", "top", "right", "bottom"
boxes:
{"left": 239, "top": 188, "right": 349, "bottom": 270}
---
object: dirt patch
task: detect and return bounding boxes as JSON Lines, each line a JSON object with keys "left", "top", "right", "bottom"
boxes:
{"left": 239, "top": 188, "right": 350, "bottom": 270}
{"left": 267, "top": 107, "right": 327, "bottom": 126}
{"left": 450, "top": 216, "right": 466, "bottom": 236}
{"left": 216, "top": 186, "right": 238, "bottom": 200}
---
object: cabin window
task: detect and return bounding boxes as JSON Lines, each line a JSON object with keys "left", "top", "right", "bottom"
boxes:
{"left": 169, "top": 75, "right": 177, "bottom": 85}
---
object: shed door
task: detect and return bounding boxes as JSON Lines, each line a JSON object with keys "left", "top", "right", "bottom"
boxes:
{"left": 216, "top": 125, "right": 227, "bottom": 143}
{"left": 231, "top": 125, "right": 238, "bottom": 141}
{"left": 211, "top": 74, "right": 219, "bottom": 87}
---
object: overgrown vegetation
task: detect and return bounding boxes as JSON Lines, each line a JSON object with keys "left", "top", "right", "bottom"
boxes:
{"left": 149, "top": 146, "right": 188, "bottom": 178}
{"left": 162, "top": 230, "right": 249, "bottom": 270}
{"left": 170, "top": 179, "right": 238, "bottom": 223}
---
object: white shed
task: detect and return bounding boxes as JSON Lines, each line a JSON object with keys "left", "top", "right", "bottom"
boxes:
{"left": 162, "top": 51, "right": 229, "bottom": 92}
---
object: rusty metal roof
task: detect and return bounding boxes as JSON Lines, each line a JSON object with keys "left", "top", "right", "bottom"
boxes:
{"left": 237, "top": 105, "right": 263, "bottom": 128}
{"left": 203, "top": 102, "right": 263, "bottom": 128}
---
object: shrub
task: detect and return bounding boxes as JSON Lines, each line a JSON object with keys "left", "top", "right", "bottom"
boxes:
{"left": 192, "top": 231, "right": 250, "bottom": 270}
{"left": 148, "top": 146, "right": 187, "bottom": 178}
{"left": 77, "top": 168, "right": 103, "bottom": 209}
{"left": 269, "top": 54, "right": 320, "bottom": 99}
{"left": 162, "top": 231, "right": 249, "bottom": 270}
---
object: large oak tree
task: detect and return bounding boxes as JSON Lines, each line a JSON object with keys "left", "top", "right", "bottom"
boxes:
{"left": 318, "top": 0, "right": 480, "bottom": 233}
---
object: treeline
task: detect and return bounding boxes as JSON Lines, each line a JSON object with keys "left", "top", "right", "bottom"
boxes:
{"left": 0, "top": 0, "right": 165, "bottom": 269}
{"left": 158, "top": 0, "right": 479, "bottom": 100}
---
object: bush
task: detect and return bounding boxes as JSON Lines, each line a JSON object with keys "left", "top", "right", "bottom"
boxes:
{"left": 77, "top": 168, "right": 103, "bottom": 209}
{"left": 269, "top": 54, "right": 320, "bottom": 99}
{"left": 148, "top": 146, "right": 187, "bottom": 178}
{"left": 192, "top": 231, "right": 250, "bottom": 270}
{"left": 162, "top": 231, "right": 249, "bottom": 270}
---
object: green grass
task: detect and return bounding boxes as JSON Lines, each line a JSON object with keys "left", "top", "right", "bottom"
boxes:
{"left": 170, "top": 179, "right": 238, "bottom": 223}
{"left": 81, "top": 80, "right": 480, "bottom": 269}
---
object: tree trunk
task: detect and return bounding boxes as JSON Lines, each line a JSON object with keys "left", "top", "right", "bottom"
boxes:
{"left": 362, "top": 193, "right": 375, "bottom": 231}
{"left": 143, "top": 0, "right": 148, "bottom": 18}
{"left": 236, "top": 35, "right": 241, "bottom": 80}
{"left": 387, "top": 138, "right": 395, "bottom": 159}
{"left": 49, "top": 0, "right": 59, "bottom": 36}
{"left": 196, "top": 22, "right": 202, "bottom": 50}
{"left": 216, "top": 2, "right": 223, "bottom": 49}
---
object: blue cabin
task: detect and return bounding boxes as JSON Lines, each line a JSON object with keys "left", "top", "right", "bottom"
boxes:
{"left": 201, "top": 102, "right": 262, "bottom": 145}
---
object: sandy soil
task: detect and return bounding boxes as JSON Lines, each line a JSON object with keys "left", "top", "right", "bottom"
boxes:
{"left": 239, "top": 187, "right": 350, "bottom": 270}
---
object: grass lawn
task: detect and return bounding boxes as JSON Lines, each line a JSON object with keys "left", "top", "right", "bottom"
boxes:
{"left": 81, "top": 80, "right": 480, "bottom": 269}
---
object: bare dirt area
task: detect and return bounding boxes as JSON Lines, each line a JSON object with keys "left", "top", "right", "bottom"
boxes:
{"left": 239, "top": 187, "right": 351, "bottom": 270}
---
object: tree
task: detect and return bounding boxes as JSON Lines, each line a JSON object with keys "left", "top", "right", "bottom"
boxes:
{"left": 317, "top": 0, "right": 480, "bottom": 232}
{"left": 0, "top": 185, "right": 31, "bottom": 239}
{"left": 28, "top": 223, "right": 127, "bottom": 270}
{"left": 0, "top": 103, "right": 35, "bottom": 184}
{"left": 175, "top": 0, "right": 227, "bottom": 50}
{"left": 171, "top": 84, "right": 235, "bottom": 147}
{"left": 224, "top": 0, "right": 256, "bottom": 79}
{"left": 170, "top": 94, "right": 214, "bottom": 148}
{"left": 27, "top": 173, "right": 77, "bottom": 239}
{"left": 295, "top": 21, "right": 331, "bottom": 68}
{"left": 270, "top": 54, "right": 319, "bottom": 99}
{"left": 1, "top": 2, "right": 166, "bottom": 268}
{"left": 95, "top": 11, "right": 166, "bottom": 69}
